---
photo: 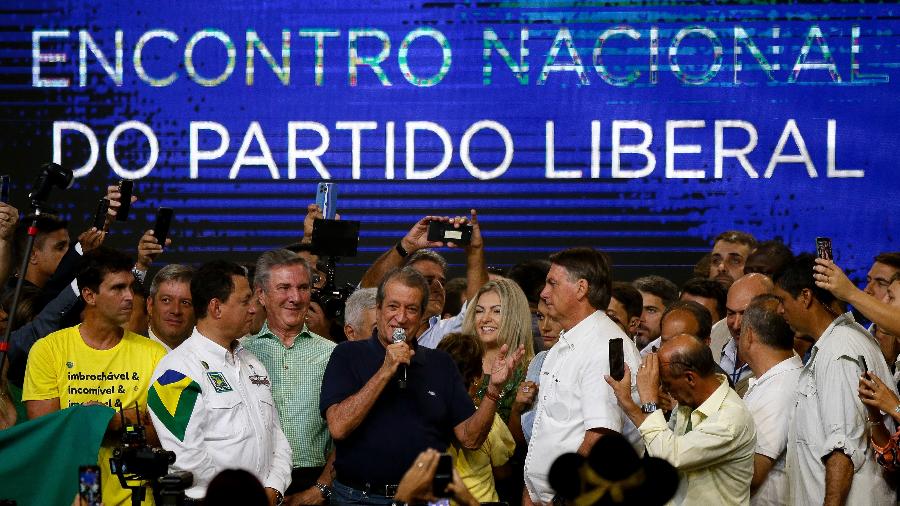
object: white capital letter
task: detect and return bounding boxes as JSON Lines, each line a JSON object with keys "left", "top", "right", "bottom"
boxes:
{"left": 611, "top": 120, "right": 655, "bottom": 178}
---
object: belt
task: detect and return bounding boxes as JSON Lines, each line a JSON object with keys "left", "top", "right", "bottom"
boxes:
{"left": 338, "top": 476, "right": 400, "bottom": 497}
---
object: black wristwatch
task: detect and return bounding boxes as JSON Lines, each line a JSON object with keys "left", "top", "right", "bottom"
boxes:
{"left": 315, "top": 482, "right": 332, "bottom": 500}
{"left": 272, "top": 489, "right": 284, "bottom": 505}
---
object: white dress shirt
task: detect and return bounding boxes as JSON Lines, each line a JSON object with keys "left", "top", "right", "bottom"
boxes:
{"left": 743, "top": 355, "right": 803, "bottom": 506}
{"left": 147, "top": 329, "right": 292, "bottom": 499}
{"left": 709, "top": 318, "right": 729, "bottom": 363}
{"left": 640, "top": 374, "right": 756, "bottom": 505}
{"left": 524, "top": 310, "right": 641, "bottom": 504}
{"left": 786, "top": 313, "right": 897, "bottom": 506}
{"left": 147, "top": 327, "right": 173, "bottom": 353}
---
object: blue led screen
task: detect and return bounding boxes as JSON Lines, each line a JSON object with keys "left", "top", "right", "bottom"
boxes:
{"left": 2, "top": 0, "right": 899, "bottom": 282}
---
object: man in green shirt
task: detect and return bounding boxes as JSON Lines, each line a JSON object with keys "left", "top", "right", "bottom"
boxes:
{"left": 243, "top": 249, "right": 336, "bottom": 505}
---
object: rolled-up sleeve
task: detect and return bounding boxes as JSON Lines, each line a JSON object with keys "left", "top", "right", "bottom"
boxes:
{"left": 815, "top": 354, "right": 868, "bottom": 471}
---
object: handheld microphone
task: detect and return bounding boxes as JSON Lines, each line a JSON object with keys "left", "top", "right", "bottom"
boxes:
{"left": 392, "top": 328, "right": 408, "bottom": 389}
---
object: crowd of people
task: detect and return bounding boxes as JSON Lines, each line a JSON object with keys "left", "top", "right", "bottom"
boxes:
{"left": 1, "top": 185, "right": 900, "bottom": 506}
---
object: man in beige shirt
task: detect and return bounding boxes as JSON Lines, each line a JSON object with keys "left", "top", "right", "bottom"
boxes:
{"left": 606, "top": 334, "right": 757, "bottom": 505}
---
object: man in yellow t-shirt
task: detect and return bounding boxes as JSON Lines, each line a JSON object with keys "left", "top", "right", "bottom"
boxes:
{"left": 23, "top": 247, "right": 166, "bottom": 506}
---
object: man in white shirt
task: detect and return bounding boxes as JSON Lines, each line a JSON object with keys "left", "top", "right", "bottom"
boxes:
{"left": 775, "top": 254, "right": 897, "bottom": 506}
{"left": 146, "top": 264, "right": 195, "bottom": 352}
{"left": 739, "top": 295, "right": 803, "bottom": 506}
{"left": 147, "top": 260, "right": 292, "bottom": 503}
{"left": 524, "top": 247, "right": 641, "bottom": 505}
{"left": 606, "top": 334, "right": 757, "bottom": 505}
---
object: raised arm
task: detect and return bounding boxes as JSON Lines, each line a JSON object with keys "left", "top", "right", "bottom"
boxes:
{"left": 360, "top": 216, "right": 448, "bottom": 288}
{"left": 324, "top": 341, "right": 412, "bottom": 439}
{"left": 814, "top": 258, "right": 900, "bottom": 336}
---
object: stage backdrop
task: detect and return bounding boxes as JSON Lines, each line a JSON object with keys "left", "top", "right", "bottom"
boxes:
{"left": 2, "top": 0, "right": 899, "bottom": 284}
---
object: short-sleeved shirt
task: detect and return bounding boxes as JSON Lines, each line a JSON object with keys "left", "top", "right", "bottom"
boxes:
{"left": 243, "top": 322, "right": 336, "bottom": 468}
{"left": 786, "top": 313, "right": 898, "bottom": 506}
{"left": 524, "top": 310, "right": 642, "bottom": 504}
{"left": 743, "top": 355, "right": 803, "bottom": 506}
{"left": 521, "top": 351, "right": 549, "bottom": 443}
{"left": 449, "top": 413, "right": 515, "bottom": 503}
{"left": 319, "top": 335, "right": 475, "bottom": 484}
{"left": 23, "top": 325, "right": 166, "bottom": 506}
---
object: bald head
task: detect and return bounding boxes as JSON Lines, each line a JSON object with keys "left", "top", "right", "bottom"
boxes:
{"left": 659, "top": 334, "right": 717, "bottom": 378}
{"left": 726, "top": 273, "right": 774, "bottom": 341}
{"left": 659, "top": 333, "right": 720, "bottom": 409}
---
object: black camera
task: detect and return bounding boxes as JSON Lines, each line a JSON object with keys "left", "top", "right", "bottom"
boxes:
{"left": 109, "top": 401, "right": 192, "bottom": 506}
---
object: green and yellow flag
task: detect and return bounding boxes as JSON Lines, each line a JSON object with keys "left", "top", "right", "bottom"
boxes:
{"left": 147, "top": 370, "right": 201, "bottom": 442}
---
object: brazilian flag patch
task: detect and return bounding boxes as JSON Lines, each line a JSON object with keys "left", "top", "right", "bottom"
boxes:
{"left": 147, "top": 370, "right": 201, "bottom": 442}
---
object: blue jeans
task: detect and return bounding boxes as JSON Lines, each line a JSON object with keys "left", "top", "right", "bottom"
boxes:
{"left": 330, "top": 480, "right": 395, "bottom": 506}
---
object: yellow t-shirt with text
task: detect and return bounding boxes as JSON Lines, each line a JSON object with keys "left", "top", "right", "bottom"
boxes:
{"left": 23, "top": 325, "right": 166, "bottom": 506}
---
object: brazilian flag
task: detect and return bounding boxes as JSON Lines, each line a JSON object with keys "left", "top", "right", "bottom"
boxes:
{"left": 147, "top": 370, "right": 201, "bottom": 441}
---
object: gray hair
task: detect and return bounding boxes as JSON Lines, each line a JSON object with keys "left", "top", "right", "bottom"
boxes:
{"left": 406, "top": 249, "right": 448, "bottom": 273}
{"left": 742, "top": 294, "right": 794, "bottom": 351}
{"left": 376, "top": 267, "right": 430, "bottom": 313}
{"left": 254, "top": 249, "right": 310, "bottom": 290}
{"left": 344, "top": 287, "right": 377, "bottom": 331}
{"left": 149, "top": 264, "right": 196, "bottom": 299}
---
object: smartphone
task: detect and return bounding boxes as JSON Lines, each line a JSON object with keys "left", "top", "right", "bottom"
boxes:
{"left": 92, "top": 199, "right": 110, "bottom": 230}
{"left": 0, "top": 175, "right": 9, "bottom": 203}
{"left": 78, "top": 465, "right": 102, "bottom": 506}
{"left": 427, "top": 221, "right": 473, "bottom": 246}
{"left": 609, "top": 338, "right": 625, "bottom": 381}
{"left": 432, "top": 453, "right": 453, "bottom": 498}
{"left": 859, "top": 355, "right": 869, "bottom": 376}
{"left": 153, "top": 207, "right": 174, "bottom": 248}
{"left": 116, "top": 180, "right": 133, "bottom": 222}
{"left": 816, "top": 237, "right": 833, "bottom": 261}
{"left": 315, "top": 182, "right": 337, "bottom": 220}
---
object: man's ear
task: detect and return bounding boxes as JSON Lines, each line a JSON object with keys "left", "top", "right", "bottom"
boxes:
{"left": 798, "top": 288, "right": 814, "bottom": 310}
{"left": 255, "top": 287, "right": 266, "bottom": 308}
{"left": 627, "top": 316, "right": 640, "bottom": 335}
{"left": 82, "top": 287, "right": 96, "bottom": 306}
{"left": 575, "top": 278, "right": 589, "bottom": 301}
{"left": 208, "top": 299, "right": 221, "bottom": 320}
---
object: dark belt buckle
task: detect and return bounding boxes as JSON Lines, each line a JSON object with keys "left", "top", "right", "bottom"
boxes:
{"left": 385, "top": 484, "right": 399, "bottom": 497}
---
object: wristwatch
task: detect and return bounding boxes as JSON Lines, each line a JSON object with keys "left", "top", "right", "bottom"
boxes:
{"left": 272, "top": 489, "right": 284, "bottom": 505}
{"left": 315, "top": 482, "right": 332, "bottom": 500}
{"left": 640, "top": 402, "right": 658, "bottom": 414}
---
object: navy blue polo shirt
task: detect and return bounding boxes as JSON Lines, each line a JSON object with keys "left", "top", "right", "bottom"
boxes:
{"left": 320, "top": 335, "right": 475, "bottom": 484}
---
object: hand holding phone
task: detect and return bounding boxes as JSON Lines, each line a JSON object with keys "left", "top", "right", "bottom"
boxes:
{"left": 116, "top": 180, "right": 133, "bottom": 222}
{"left": 609, "top": 338, "right": 625, "bottom": 381}
{"left": 427, "top": 221, "right": 473, "bottom": 246}
{"left": 859, "top": 355, "right": 869, "bottom": 377}
{"left": 92, "top": 199, "right": 110, "bottom": 230}
{"left": 315, "top": 182, "right": 337, "bottom": 220}
{"left": 153, "top": 208, "right": 174, "bottom": 248}
{"left": 816, "top": 237, "right": 833, "bottom": 261}
{"left": 432, "top": 453, "right": 453, "bottom": 498}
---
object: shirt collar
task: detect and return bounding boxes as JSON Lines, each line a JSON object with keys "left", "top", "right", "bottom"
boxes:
{"left": 747, "top": 354, "right": 803, "bottom": 390}
{"left": 253, "top": 321, "right": 316, "bottom": 343}
{"left": 190, "top": 328, "right": 243, "bottom": 364}
{"left": 693, "top": 374, "right": 731, "bottom": 419}
{"left": 811, "top": 312, "right": 856, "bottom": 355}
{"left": 559, "top": 310, "right": 605, "bottom": 347}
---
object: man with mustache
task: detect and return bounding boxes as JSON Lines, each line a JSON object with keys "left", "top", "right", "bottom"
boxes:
{"left": 23, "top": 247, "right": 167, "bottom": 506}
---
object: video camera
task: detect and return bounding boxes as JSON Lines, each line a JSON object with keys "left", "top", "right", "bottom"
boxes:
{"left": 109, "top": 401, "right": 192, "bottom": 506}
